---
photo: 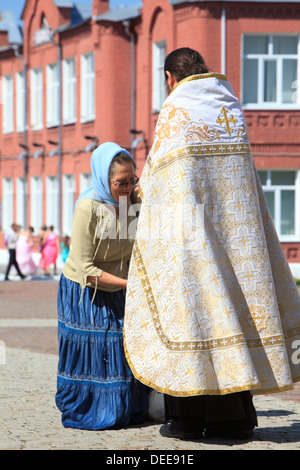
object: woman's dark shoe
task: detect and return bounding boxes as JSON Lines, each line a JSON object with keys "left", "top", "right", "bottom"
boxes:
{"left": 204, "top": 426, "right": 254, "bottom": 440}
{"left": 159, "top": 422, "right": 203, "bottom": 440}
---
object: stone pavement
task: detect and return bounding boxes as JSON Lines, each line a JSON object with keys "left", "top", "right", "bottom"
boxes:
{"left": 0, "top": 275, "right": 300, "bottom": 452}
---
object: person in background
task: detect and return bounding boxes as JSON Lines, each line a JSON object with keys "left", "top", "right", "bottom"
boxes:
{"left": 16, "top": 226, "right": 37, "bottom": 276}
{"left": 55, "top": 142, "right": 148, "bottom": 430}
{"left": 60, "top": 235, "right": 70, "bottom": 264}
{"left": 38, "top": 224, "right": 47, "bottom": 249}
{"left": 4, "top": 223, "right": 26, "bottom": 281}
{"left": 39, "top": 225, "right": 60, "bottom": 275}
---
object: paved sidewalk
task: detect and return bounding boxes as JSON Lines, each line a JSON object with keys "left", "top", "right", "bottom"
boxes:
{"left": 1, "top": 346, "right": 300, "bottom": 451}
{"left": 0, "top": 277, "right": 300, "bottom": 451}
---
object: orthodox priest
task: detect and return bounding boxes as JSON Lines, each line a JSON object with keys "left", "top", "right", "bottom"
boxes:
{"left": 124, "top": 48, "right": 300, "bottom": 440}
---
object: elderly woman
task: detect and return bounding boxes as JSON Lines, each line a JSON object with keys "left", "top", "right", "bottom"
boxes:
{"left": 55, "top": 142, "right": 148, "bottom": 430}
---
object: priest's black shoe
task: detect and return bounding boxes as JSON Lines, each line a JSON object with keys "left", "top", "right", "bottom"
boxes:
{"left": 159, "top": 422, "right": 203, "bottom": 440}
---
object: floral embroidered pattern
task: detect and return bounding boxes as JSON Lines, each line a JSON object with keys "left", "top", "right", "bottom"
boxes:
{"left": 153, "top": 103, "right": 220, "bottom": 154}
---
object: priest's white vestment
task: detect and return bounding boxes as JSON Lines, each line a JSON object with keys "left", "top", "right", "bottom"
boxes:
{"left": 124, "top": 73, "right": 300, "bottom": 396}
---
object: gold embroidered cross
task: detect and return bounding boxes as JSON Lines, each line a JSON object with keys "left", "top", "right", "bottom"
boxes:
{"left": 151, "top": 351, "right": 160, "bottom": 364}
{"left": 243, "top": 267, "right": 253, "bottom": 286}
{"left": 186, "top": 367, "right": 196, "bottom": 379}
{"left": 216, "top": 106, "right": 237, "bottom": 135}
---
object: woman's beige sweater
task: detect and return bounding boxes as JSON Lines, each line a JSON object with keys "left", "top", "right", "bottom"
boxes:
{"left": 63, "top": 197, "right": 139, "bottom": 292}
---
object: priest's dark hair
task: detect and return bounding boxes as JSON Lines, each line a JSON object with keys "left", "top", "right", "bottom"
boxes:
{"left": 164, "top": 47, "right": 209, "bottom": 83}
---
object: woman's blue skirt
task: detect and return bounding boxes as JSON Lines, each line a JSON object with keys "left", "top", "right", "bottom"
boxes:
{"left": 56, "top": 274, "right": 148, "bottom": 430}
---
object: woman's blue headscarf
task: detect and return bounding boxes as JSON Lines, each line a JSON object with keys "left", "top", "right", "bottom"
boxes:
{"left": 76, "top": 142, "right": 133, "bottom": 207}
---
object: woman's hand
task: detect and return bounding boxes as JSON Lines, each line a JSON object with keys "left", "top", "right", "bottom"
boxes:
{"left": 87, "top": 272, "right": 127, "bottom": 290}
{"left": 134, "top": 185, "right": 141, "bottom": 199}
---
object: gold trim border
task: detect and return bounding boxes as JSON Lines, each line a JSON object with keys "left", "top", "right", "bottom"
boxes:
{"left": 171, "top": 73, "right": 228, "bottom": 94}
{"left": 124, "top": 241, "right": 300, "bottom": 396}
{"left": 124, "top": 335, "right": 300, "bottom": 396}
{"left": 150, "top": 143, "right": 251, "bottom": 175}
{"left": 133, "top": 241, "right": 300, "bottom": 352}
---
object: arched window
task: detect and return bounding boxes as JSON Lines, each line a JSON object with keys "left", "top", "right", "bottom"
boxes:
{"left": 41, "top": 14, "right": 49, "bottom": 29}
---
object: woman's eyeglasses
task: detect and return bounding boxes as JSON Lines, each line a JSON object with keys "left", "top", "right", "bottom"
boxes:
{"left": 111, "top": 176, "right": 139, "bottom": 188}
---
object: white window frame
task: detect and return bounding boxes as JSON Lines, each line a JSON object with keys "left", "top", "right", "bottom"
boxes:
{"left": 16, "top": 71, "right": 26, "bottom": 132}
{"left": 62, "top": 174, "right": 75, "bottom": 236}
{"left": 258, "top": 169, "right": 300, "bottom": 241}
{"left": 2, "top": 75, "right": 14, "bottom": 134}
{"left": 152, "top": 41, "right": 166, "bottom": 113}
{"left": 242, "top": 34, "right": 300, "bottom": 110}
{"left": 30, "top": 68, "right": 43, "bottom": 130}
{"left": 46, "top": 63, "right": 59, "bottom": 127}
{"left": 80, "top": 172, "right": 92, "bottom": 194}
{"left": 16, "top": 177, "right": 25, "bottom": 229}
{"left": 30, "top": 176, "right": 43, "bottom": 231}
{"left": 46, "top": 176, "right": 59, "bottom": 229}
{"left": 63, "top": 57, "right": 76, "bottom": 124}
{"left": 80, "top": 52, "right": 95, "bottom": 123}
{"left": 2, "top": 178, "right": 13, "bottom": 232}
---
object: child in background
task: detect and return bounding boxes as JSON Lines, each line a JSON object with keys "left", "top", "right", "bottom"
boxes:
{"left": 60, "top": 235, "right": 70, "bottom": 264}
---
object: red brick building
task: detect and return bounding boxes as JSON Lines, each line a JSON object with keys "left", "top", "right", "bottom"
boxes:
{"left": 1, "top": 0, "right": 300, "bottom": 274}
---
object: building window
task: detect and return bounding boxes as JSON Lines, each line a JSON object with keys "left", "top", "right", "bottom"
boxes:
{"left": 16, "top": 72, "right": 26, "bottom": 132}
{"left": 80, "top": 173, "right": 92, "bottom": 194}
{"left": 80, "top": 53, "right": 95, "bottom": 123}
{"left": 47, "top": 63, "right": 59, "bottom": 127}
{"left": 46, "top": 176, "right": 59, "bottom": 229}
{"left": 30, "top": 176, "right": 42, "bottom": 231}
{"left": 2, "top": 178, "right": 13, "bottom": 232}
{"left": 258, "top": 170, "right": 299, "bottom": 239}
{"left": 63, "top": 57, "right": 76, "bottom": 124}
{"left": 41, "top": 14, "right": 48, "bottom": 29}
{"left": 30, "top": 68, "right": 43, "bottom": 130}
{"left": 152, "top": 41, "right": 166, "bottom": 113}
{"left": 16, "top": 178, "right": 25, "bottom": 229}
{"left": 34, "top": 14, "right": 51, "bottom": 46}
{"left": 243, "top": 35, "right": 300, "bottom": 109}
{"left": 63, "top": 175, "right": 75, "bottom": 235}
{"left": 2, "top": 75, "right": 14, "bottom": 134}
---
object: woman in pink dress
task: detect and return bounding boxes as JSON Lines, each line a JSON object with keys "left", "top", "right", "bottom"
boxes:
{"left": 16, "top": 226, "right": 37, "bottom": 275}
{"left": 40, "top": 225, "right": 60, "bottom": 275}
